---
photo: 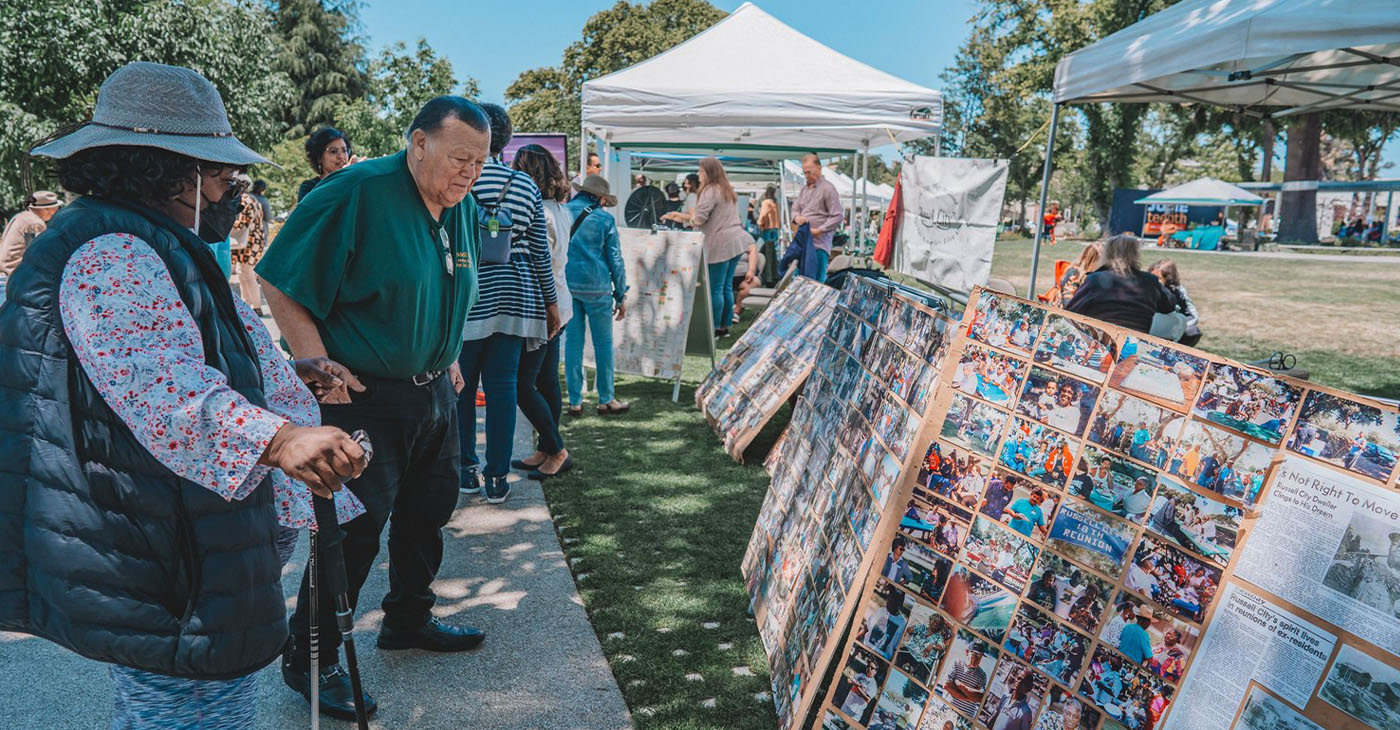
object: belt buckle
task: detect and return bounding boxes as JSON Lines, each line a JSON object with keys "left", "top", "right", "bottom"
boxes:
{"left": 411, "top": 370, "right": 440, "bottom": 386}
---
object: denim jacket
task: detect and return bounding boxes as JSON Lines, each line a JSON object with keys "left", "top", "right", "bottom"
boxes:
{"left": 565, "top": 193, "right": 628, "bottom": 302}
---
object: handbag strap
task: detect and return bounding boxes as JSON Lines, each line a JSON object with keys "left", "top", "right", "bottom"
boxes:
{"left": 474, "top": 169, "right": 516, "bottom": 214}
{"left": 570, "top": 204, "right": 598, "bottom": 238}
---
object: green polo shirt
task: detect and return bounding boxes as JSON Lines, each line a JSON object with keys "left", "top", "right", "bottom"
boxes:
{"left": 256, "top": 151, "right": 479, "bottom": 379}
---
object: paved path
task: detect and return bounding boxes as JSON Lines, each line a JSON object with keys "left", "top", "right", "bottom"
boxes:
{"left": 0, "top": 417, "right": 633, "bottom": 730}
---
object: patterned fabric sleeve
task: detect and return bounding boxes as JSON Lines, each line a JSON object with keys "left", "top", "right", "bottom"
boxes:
{"left": 59, "top": 232, "right": 363, "bottom": 529}
{"left": 230, "top": 293, "right": 366, "bottom": 528}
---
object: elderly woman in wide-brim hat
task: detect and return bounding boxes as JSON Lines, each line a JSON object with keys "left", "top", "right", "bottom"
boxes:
{"left": 0, "top": 61, "right": 369, "bottom": 727}
{"left": 0, "top": 189, "right": 62, "bottom": 297}
{"left": 562, "top": 173, "right": 630, "bottom": 415}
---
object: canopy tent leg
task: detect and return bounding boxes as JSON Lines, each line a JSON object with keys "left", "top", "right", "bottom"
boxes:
{"left": 860, "top": 143, "right": 871, "bottom": 256}
{"left": 1384, "top": 190, "right": 1394, "bottom": 245}
{"left": 1028, "top": 104, "right": 1062, "bottom": 297}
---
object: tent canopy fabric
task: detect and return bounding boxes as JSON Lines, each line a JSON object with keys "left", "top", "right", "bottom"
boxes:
{"left": 1134, "top": 178, "right": 1263, "bottom": 206}
{"left": 1053, "top": 0, "right": 1400, "bottom": 116}
{"left": 582, "top": 2, "right": 941, "bottom": 152}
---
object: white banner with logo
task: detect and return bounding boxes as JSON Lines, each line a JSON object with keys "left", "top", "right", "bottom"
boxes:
{"left": 894, "top": 156, "right": 1008, "bottom": 294}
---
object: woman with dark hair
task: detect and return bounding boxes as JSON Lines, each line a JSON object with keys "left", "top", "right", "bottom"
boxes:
{"left": 1149, "top": 259, "right": 1202, "bottom": 346}
{"left": 0, "top": 61, "right": 367, "bottom": 729}
{"left": 1064, "top": 234, "right": 1174, "bottom": 333}
{"left": 297, "top": 126, "right": 355, "bottom": 201}
{"left": 682, "top": 172, "right": 701, "bottom": 214}
{"left": 510, "top": 144, "right": 573, "bottom": 478}
{"left": 456, "top": 103, "right": 562, "bottom": 502}
{"left": 758, "top": 184, "right": 781, "bottom": 284}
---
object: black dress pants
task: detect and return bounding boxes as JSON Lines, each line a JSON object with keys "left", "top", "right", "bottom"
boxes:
{"left": 287, "top": 374, "right": 460, "bottom": 668}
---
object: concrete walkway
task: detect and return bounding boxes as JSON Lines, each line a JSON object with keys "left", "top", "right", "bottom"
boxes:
{"left": 0, "top": 418, "right": 633, "bottom": 730}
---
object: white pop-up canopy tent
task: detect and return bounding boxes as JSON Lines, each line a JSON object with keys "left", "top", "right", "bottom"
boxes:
{"left": 1135, "top": 178, "right": 1263, "bottom": 207}
{"left": 582, "top": 2, "right": 940, "bottom": 237}
{"left": 1026, "top": 0, "right": 1400, "bottom": 291}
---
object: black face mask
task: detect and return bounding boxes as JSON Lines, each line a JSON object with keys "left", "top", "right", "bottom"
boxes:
{"left": 196, "top": 186, "right": 243, "bottom": 244}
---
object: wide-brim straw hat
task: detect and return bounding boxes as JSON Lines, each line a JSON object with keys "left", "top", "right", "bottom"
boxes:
{"left": 28, "top": 191, "right": 60, "bottom": 209}
{"left": 572, "top": 174, "right": 617, "bottom": 207}
{"left": 30, "top": 62, "right": 272, "bottom": 166}
{"left": 1135, "top": 604, "right": 1155, "bottom": 619}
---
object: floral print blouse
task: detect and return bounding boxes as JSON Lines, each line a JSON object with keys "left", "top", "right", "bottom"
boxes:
{"left": 58, "top": 232, "right": 365, "bottom": 529}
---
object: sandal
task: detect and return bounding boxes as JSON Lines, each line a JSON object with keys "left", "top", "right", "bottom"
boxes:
{"left": 596, "top": 400, "right": 631, "bottom": 415}
{"left": 567, "top": 405, "right": 584, "bottom": 416}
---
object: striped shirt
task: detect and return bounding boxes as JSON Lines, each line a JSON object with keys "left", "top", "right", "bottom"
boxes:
{"left": 944, "top": 660, "right": 987, "bottom": 716}
{"left": 461, "top": 161, "right": 558, "bottom": 346}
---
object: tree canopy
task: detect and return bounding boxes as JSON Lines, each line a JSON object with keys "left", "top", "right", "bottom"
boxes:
{"left": 506, "top": 0, "right": 726, "bottom": 171}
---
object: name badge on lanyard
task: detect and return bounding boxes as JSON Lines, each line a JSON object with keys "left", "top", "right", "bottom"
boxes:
{"left": 439, "top": 227, "right": 454, "bottom": 276}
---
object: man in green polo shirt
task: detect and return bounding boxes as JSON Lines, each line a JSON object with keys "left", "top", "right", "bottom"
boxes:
{"left": 256, "top": 96, "right": 488, "bottom": 720}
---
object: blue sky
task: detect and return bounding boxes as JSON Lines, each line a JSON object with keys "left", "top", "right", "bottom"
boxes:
{"left": 359, "top": 0, "right": 1399, "bottom": 176}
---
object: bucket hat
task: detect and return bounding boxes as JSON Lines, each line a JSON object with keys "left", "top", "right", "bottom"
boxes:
{"left": 30, "top": 62, "right": 271, "bottom": 166}
{"left": 571, "top": 174, "right": 617, "bottom": 207}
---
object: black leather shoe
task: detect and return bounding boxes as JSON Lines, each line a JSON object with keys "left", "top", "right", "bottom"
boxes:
{"left": 377, "top": 616, "right": 486, "bottom": 652}
{"left": 282, "top": 662, "right": 378, "bottom": 721}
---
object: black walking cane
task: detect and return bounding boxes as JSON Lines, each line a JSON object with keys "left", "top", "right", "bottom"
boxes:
{"left": 310, "top": 430, "right": 374, "bottom": 730}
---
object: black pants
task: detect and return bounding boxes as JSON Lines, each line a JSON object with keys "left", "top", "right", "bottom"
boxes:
{"left": 517, "top": 333, "right": 564, "bottom": 453}
{"left": 287, "top": 374, "right": 460, "bottom": 668}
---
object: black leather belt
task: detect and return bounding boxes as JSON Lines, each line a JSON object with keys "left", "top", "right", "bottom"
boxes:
{"left": 410, "top": 370, "right": 445, "bottom": 386}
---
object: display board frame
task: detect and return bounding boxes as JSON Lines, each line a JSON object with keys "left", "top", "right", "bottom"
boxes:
{"left": 812, "top": 287, "right": 1400, "bottom": 730}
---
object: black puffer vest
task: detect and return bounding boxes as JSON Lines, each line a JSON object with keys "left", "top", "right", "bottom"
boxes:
{"left": 0, "top": 197, "right": 287, "bottom": 679}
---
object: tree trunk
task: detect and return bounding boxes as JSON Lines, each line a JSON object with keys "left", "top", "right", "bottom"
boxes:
{"left": 1260, "top": 119, "right": 1275, "bottom": 181}
{"left": 1279, "top": 113, "right": 1321, "bottom": 243}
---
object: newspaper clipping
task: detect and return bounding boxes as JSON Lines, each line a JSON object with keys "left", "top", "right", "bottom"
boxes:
{"left": 1234, "top": 456, "right": 1400, "bottom": 656}
{"left": 1166, "top": 584, "right": 1337, "bottom": 730}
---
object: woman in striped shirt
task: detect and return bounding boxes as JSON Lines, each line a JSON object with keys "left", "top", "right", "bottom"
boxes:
{"left": 457, "top": 105, "right": 560, "bottom": 504}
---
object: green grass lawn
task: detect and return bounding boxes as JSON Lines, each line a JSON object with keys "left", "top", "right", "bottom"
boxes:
{"left": 542, "top": 241, "right": 1398, "bottom": 730}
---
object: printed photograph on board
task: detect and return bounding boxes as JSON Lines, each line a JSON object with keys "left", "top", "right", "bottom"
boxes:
{"left": 1069, "top": 445, "right": 1159, "bottom": 524}
{"left": 1167, "top": 420, "right": 1275, "bottom": 504}
{"left": 1033, "top": 314, "right": 1117, "bottom": 384}
{"left": 895, "top": 604, "right": 955, "bottom": 685}
{"left": 1193, "top": 362, "right": 1302, "bottom": 445}
{"left": 918, "top": 693, "right": 974, "bottom": 730}
{"left": 1145, "top": 477, "right": 1242, "bottom": 567}
{"left": 1086, "top": 391, "right": 1180, "bottom": 466}
{"left": 934, "top": 629, "right": 1001, "bottom": 720}
{"left": 942, "top": 393, "right": 1010, "bottom": 458}
{"left": 998, "top": 418, "right": 1076, "bottom": 489}
{"left": 940, "top": 565, "right": 1017, "bottom": 643}
{"left": 1003, "top": 603, "right": 1089, "bottom": 687}
{"left": 832, "top": 643, "right": 890, "bottom": 726}
{"left": 1025, "top": 553, "right": 1114, "bottom": 634}
{"left": 1322, "top": 510, "right": 1400, "bottom": 616}
{"left": 961, "top": 516, "right": 1040, "bottom": 593}
{"left": 1034, "top": 685, "right": 1101, "bottom": 730}
{"left": 980, "top": 471, "right": 1059, "bottom": 542}
{"left": 967, "top": 290, "right": 1045, "bottom": 357}
{"left": 1045, "top": 501, "right": 1136, "bottom": 579}
{"left": 1125, "top": 533, "right": 1223, "bottom": 623}
{"left": 919, "top": 441, "right": 989, "bottom": 515}
{"left": 1317, "top": 643, "right": 1400, "bottom": 730}
{"left": 1109, "top": 337, "right": 1208, "bottom": 411}
{"left": 1288, "top": 391, "right": 1400, "bottom": 482}
{"left": 1016, "top": 366, "right": 1101, "bottom": 436}
{"left": 859, "top": 580, "right": 915, "bottom": 661}
{"left": 1235, "top": 685, "right": 1323, "bottom": 730}
{"left": 1098, "top": 592, "right": 1200, "bottom": 682}
{"left": 902, "top": 498, "right": 969, "bottom": 559}
{"left": 975, "top": 659, "right": 1049, "bottom": 730}
{"left": 822, "top": 709, "right": 855, "bottom": 730}
{"left": 952, "top": 344, "right": 1028, "bottom": 407}
{"left": 872, "top": 668, "right": 931, "bottom": 730}
{"left": 1078, "top": 645, "right": 1172, "bottom": 730}
{"left": 883, "top": 532, "right": 953, "bottom": 603}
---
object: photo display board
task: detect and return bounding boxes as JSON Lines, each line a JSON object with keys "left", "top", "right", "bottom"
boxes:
{"left": 697, "top": 277, "right": 839, "bottom": 462}
{"left": 742, "top": 275, "right": 957, "bottom": 729}
{"left": 583, "top": 229, "right": 705, "bottom": 381}
{"left": 815, "top": 287, "right": 1400, "bottom": 730}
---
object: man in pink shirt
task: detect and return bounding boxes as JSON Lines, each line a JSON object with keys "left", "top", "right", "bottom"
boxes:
{"left": 789, "top": 152, "right": 844, "bottom": 282}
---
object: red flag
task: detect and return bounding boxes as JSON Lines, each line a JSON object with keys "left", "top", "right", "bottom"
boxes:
{"left": 873, "top": 175, "right": 902, "bottom": 267}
